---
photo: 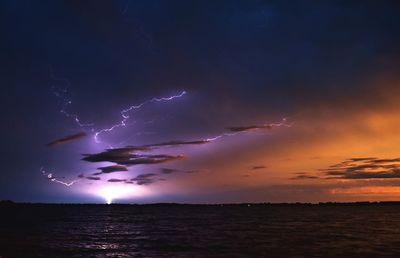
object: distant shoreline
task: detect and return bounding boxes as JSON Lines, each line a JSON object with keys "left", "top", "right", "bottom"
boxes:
{"left": 2, "top": 200, "right": 400, "bottom": 206}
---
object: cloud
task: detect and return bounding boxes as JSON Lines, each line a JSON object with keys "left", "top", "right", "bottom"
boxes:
{"left": 82, "top": 147, "right": 185, "bottom": 166}
{"left": 160, "top": 168, "right": 178, "bottom": 174}
{"left": 348, "top": 157, "right": 377, "bottom": 162}
{"left": 131, "top": 173, "right": 158, "bottom": 185}
{"left": 291, "top": 175, "right": 320, "bottom": 180}
{"left": 145, "top": 140, "right": 210, "bottom": 147}
{"left": 184, "top": 170, "right": 198, "bottom": 174}
{"left": 79, "top": 138, "right": 206, "bottom": 186}
{"left": 82, "top": 147, "right": 143, "bottom": 163}
{"left": 86, "top": 176, "right": 101, "bottom": 180}
{"left": 97, "top": 165, "right": 128, "bottom": 173}
{"left": 107, "top": 178, "right": 127, "bottom": 183}
{"left": 250, "top": 165, "right": 267, "bottom": 170}
{"left": 290, "top": 172, "right": 320, "bottom": 180}
{"left": 119, "top": 154, "right": 185, "bottom": 165}
{"left": 47, "top": 132, "right": 86, "bottom": 147}
{"left": 132, "top": 173, "right": 157, "bottom": 179}
{"left": 135, "top": 180, "right": 154, "bottom": 185}
{"left": 295, "top": 157, "right": 400, "bottom": 180}
{"left": 226, "top": 125, "right": 272, "bottom": 133}
{"left": 369, "top": 158, "right": 400, "bottom": 164}
{"left": 326, "top": 170, "right": 400, "bottom": 179}
{"left": 160, "top": 167, "right": 200, "bottom": 174}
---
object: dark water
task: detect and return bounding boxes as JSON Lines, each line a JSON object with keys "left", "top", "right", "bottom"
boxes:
{"left": 1, "top": 204, "right": 400, "bottom": 257}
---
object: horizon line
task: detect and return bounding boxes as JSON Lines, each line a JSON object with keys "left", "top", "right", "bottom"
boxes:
{"left": 2, "top": 200, "right": 400, "bottom": 206}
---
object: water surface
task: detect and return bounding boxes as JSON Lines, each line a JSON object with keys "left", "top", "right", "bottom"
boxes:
{"left": 1, "top": 204, "right": 400, "bottom": 257}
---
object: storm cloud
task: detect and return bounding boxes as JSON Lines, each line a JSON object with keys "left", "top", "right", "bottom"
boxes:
{"left": 81, "top": 138, "right": 210, "bottom": 167}
{"left": 131, "top": 173, "right": 158, "bottom": 185}
{"left": 250, "top": 165, "right": 267, "bottom": 170}
{"left": 86, "top": 176, "right": 101, "bottom": 181}
{"left": 108, "top": 178, "right": 127, "bottom": 183}
{"left": 145, "top": 140, "right": 210, "bottom": 147}
{"left": 97, "top": 165, "right": 128, "bottom": 173}
{"left": 82, "top": 147, "right": 185, "bottom": 166}
{"left": 294, "top": 157, "right": 400, "bottom": 180}
{"left": 226, "top": 125, "right": 272, "bottom": 133}
{"left": 159, "top": 168, "right": 199, "bottom": 174}
{"left": 47, "top": 132, "right": 86, "bottom": 147}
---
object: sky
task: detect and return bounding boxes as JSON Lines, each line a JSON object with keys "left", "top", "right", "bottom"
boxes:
{"left": 1, "top": 0, "right": 400, "bottom": 204}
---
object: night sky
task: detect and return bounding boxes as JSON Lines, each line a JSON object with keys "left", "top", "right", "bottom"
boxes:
{"left": 1, "top": 0, "right": 400, "bottom": 203}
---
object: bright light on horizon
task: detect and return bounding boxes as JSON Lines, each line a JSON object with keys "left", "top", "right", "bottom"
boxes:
{"left": 94, "top": 184, "right": 152, "bottom": 204}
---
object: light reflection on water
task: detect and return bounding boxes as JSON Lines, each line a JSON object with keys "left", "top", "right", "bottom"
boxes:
{"left": 1, "top": 205, "right": 400, "bottom": 257}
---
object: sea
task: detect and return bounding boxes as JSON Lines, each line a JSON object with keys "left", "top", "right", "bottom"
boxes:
{"left": 1, "top": 203, "right": 400, "bottom": 257}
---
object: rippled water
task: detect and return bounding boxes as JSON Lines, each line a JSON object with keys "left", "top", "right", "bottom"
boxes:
{"left": 1, "top": 204, "right": 400, "bottom": 257}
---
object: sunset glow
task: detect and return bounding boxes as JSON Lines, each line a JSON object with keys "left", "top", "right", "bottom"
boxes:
{"left": 1, "top": 1, "right": 400, "bottom": 204}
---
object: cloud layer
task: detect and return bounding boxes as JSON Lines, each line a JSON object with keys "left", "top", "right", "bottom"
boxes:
{"left": 47, "top": 132, "right": 86, "bottom": 147}
{"left": 293, "top": 157, "right": 400, "bottom": 180}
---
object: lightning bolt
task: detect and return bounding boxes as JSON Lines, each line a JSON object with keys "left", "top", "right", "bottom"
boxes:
{"left": 269, "top": 118, "right": 293, "bottom": 127}
{"left": 41, "top": 167, "right": 80, "bottom": 187}
{"left": 205, "top": 132, "right": 239, "bottom": 142}
{"left": 205, "top": 118, "right": 292, "bottom": 142}
{"left": 49, "top": 66, "right": 187, "bottom": 146}
{"left": 94, "top": 90, "right": 186, "bottom": 143}
{"left": 50, "top": 66, "right": 94, "bottom": 128}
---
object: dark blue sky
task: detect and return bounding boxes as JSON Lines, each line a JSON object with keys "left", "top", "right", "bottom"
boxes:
{"left": 1, "top": 1, "right": 400, "bottom": 203}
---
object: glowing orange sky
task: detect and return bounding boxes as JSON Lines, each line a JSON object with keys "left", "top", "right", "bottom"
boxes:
{"left": 3, "top": 1, "right": 400, "bottom": 203}
{"left": 163, "top": 78, "right": 400, "bottom": 203}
